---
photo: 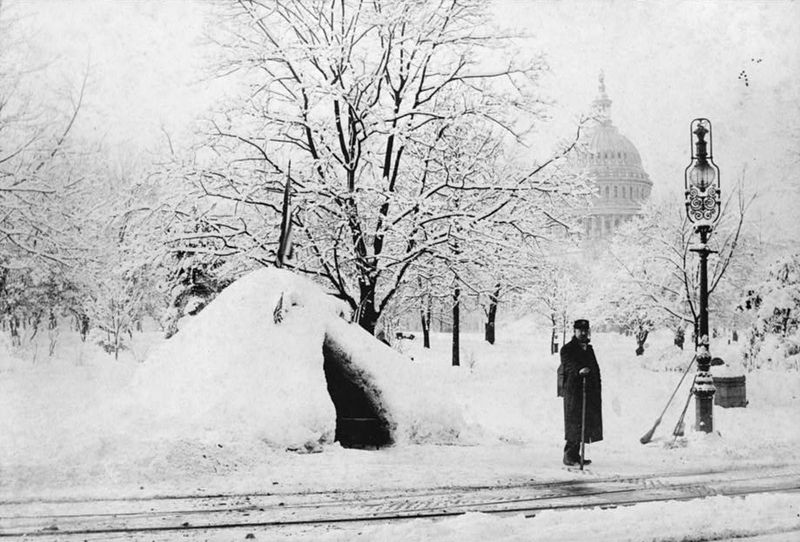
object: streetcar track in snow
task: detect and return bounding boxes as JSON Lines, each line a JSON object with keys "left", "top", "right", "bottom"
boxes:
{"left": 0, "top": 466, "right": 760, "bottom": 521}
{"left": 2, "top": 467, "right": 799, "bottom": 538}
{"left": 2, "top": 468, "right": 797, "bottom": 522}
{"left": 0, "top": 461, "right": 781, "bottom": 508}
{"left": 4, "top": 485, "right": 800, "bottom": 539}
{"left": 3, "top": 464, "right": 797, "bottom": 522}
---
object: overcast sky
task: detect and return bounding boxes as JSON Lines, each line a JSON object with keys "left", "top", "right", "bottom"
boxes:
{"left": 496, "top": 2, "right": 798, "bottom": 187}
{"left": 6, "top": 0, "right": 800, "bottom": 240}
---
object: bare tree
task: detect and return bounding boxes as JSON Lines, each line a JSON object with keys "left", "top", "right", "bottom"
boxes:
{"left": 608, "top": 176, "right": 756, "bottom": 346}
{"left": 0, "top": 11, "right": 95, "bottom": 343}
{"left": 193, "top": 0, "right": 590, "bottom": 334}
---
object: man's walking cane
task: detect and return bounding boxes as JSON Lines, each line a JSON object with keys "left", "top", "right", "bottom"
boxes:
{"left": 579, "top": 367, "right": 590, "bottom": 470}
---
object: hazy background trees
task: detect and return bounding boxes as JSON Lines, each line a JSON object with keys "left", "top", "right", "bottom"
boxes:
{"left": 0, "top": 0, "right": 797, "bottom": 372}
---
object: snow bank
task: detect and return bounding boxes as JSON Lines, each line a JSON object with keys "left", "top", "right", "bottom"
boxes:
{"left": 4, "top": 282, "right": 800, "bottom": 509}
{"left": 131, "top": 267, "right": 471, "bottom": 451}
{"left": 131, "top": 268, "right": 344, "bottom": 450}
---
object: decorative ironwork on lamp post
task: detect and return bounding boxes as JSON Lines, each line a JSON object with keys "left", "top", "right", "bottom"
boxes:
{"left": 684, "top": 118, "right": 721, "bottom": 433}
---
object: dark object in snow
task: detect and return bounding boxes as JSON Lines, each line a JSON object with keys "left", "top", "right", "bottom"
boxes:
{"left": 395, "top": 331, "right": 416, "bottom": 340}
{"left": 322, "top": 332, "right": 394, "bottom": 449}
{"left": 714, "top": 376, "right": 748, "bottom": 408}
{"left": 674, "top": 327, "right": 685, "bottom": 349}
{"left": 273, "top": 292, "right": 285, "bottom": 324}
{"left": 375, "top": 329, "right": 390, "bottom": 345}
{"left": 711, "top": 356, "right": 725, "bottom": 366}
{"left": 245, "top": 533, "right": 256, "bottom": 539}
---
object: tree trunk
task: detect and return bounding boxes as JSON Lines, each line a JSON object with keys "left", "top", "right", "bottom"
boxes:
{"left": 452, "top": 285, "right": 460, "bottom": 367}
{"left": 673, "top": 326, "right": 685, "bottom": 350}
{"left": 357, "top": 276, "right": 379, "bottom": 335}
{"left": 550, "top": 313, "right": 558, "bottom": 354}
{"left": 484, "top": 283, "right": 500, "bottom": 345}
{"left": 420, "top": 298, "right": 431, "bottom": 349}
{"left": 635, "top": 327, "right": 649, "bottom": 356}
{"left": 79, "top": 314, "right": 89, "bottom": 342}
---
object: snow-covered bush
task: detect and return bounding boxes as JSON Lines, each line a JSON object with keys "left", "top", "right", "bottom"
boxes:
{"left": 82, "top": 266, "right": 153, "bottom": 360}
{"left": 0, "top": 265, "right": 80, "bottom": 353}
{"left": 740, "top": 253, "right": 800, "bottom": 370}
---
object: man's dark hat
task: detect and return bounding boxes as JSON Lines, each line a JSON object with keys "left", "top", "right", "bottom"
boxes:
{"left": 573, "top": 319, "right": 590, "bottom": 330}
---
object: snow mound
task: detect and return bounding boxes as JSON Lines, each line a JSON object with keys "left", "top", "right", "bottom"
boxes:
{"left": 130, "top": 267, "right": 469, "bottom": 451}
{"left": 132, "top": 268, "right": 344, "bottom": 450}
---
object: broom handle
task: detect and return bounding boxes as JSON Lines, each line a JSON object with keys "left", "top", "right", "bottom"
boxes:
{"left": 656, "top": 355, "right": 697, "bottom": 420}
{"left": 639, "top": 354, "right": 696, "bottom": 444}
{"left": 672, "top": 376, "right": 697, "bottom": 438}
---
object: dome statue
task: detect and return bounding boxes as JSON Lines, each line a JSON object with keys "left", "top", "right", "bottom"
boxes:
{"left": 574, "top": 73, "right": 653, "bottom": 238}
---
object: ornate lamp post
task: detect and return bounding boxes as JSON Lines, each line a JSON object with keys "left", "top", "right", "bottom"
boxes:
{"left": 684, "top": 118, "right": 721, "bottom": 433}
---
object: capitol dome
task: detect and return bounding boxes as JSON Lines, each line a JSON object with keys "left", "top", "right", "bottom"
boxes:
{"left": 583, "top": 126, "right": 642, "bottom": 167}
{"left": 575, "top": 74, "right": 653, "bottom": 238}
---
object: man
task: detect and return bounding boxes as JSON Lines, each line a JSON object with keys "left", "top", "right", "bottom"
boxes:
{"left": 557, "top": 319, "right": 603, "bottom": 466}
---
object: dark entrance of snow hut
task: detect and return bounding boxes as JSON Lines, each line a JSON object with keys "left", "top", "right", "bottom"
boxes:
{"left": 322, "top": 335, "right": 393, "bottom": 449}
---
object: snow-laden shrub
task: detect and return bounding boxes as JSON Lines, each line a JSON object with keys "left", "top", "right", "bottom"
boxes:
{"left": 740, "top": 253, "right": 800, "bottom": 370}
{"left": 742, "top": 328, "right": 800, "bottom": 371}
{"left": 639, "top": 341, "right": 688, "bottom": 372}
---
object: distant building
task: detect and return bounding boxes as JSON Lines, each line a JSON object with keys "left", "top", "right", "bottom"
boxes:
{"left": 574, "top": 74, "right": 653, "bottom": 238}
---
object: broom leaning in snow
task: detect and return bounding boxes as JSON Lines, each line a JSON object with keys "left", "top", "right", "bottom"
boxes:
{"left": 670, "top": 375, "right": 697, "bottom": 445}
{"left": 639, "top": 355, "right": 696, "bottom": 444}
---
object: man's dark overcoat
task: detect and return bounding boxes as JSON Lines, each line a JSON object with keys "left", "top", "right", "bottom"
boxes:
{"left": 558, "top": 337, "right": 603, "bottom": 443}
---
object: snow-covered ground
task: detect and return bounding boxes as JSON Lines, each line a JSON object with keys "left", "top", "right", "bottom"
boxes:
{"left": 2, "top": 269, "right": 799, "bottom": 540}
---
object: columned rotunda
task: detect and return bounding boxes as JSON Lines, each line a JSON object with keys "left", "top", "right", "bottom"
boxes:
{"left": 575, "top": 75, "right": 653, "bottom": 238}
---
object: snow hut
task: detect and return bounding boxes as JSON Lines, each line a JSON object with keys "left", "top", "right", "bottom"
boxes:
{"left": 134, "top": 269, "right": 464, "bottom": 451}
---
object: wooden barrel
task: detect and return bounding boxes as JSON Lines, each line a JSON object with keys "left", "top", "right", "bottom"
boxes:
{"left": 713, "top": 376, "right": 747, "bottom": 408}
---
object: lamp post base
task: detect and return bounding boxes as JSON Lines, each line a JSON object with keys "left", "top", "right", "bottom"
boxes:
{"left": 694, "top": 370, "right": 715, "bottom": 433}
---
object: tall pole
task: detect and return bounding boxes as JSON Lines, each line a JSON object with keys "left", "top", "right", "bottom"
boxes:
{"left": 452, "top": 285, "right": 460, "bottom": 367}
{"left": 684, "top": 118, "right": 720, "bottom": 434}
{"left": 692, "top": 226, "right": 715, "bottom": 432}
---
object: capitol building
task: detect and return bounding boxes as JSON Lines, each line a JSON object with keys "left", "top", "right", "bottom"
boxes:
{"left": 574, "top": 75, "right": 653, "bottom": 238}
